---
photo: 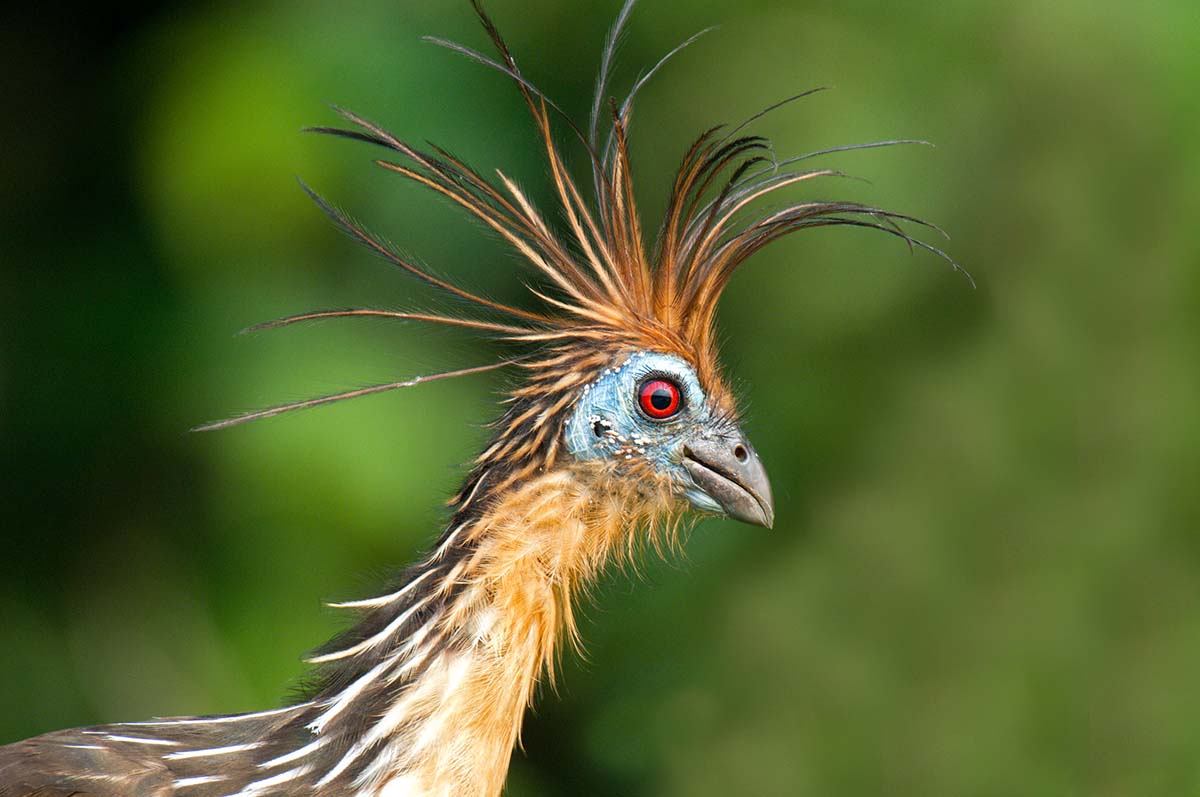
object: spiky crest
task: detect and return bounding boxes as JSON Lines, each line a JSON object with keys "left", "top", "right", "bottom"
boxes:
{"left": 196, "top": 0, "right": 970, "bottom": 434}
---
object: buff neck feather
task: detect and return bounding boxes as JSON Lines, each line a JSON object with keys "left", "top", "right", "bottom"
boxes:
{"left": 302, "top": 463, "right": 682, "bottom": 797}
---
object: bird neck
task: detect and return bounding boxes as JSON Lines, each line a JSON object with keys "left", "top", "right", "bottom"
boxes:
{"left": 295, "top": 462, "right": 677, "bottom": 796}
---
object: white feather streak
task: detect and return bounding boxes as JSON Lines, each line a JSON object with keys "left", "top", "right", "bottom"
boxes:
{"left": 124, "top": 704, "right": 305, "bottom": 726}
{"left": 94, "top": 734, "right": 179, "bottom": 746}
{"left": 307, "top": 592, "right": 438, "bottom": 664}
{"left": 258, "top": 737, "right": 328, "bottom": 769}
{"left": 306, "top": 659, "right": 393, "bottom": 733}
{"left": 222, "top": 765, "right": 311, "bottom": 797}
{"left": 165, "top": 742, "right": 261, "bottom": 760}
{"left": 328, "top": 569, "right": 437, "bottom": 610}
{"left": 175, "top": 775, "right": 228, "bottom": 788}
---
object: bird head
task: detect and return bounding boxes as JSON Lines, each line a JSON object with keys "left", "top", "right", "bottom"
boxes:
{"left": 197, "top": 2, "right": 966, "bottom": 541}
{"left": 563, "top": 349, "right": 772, "bottom": 528}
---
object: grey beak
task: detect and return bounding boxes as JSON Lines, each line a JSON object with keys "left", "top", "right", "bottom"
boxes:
{"left": 682, "top": 435, "right": 775, "bottom": 528}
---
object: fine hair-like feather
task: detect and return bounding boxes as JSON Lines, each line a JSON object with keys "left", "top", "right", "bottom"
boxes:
{"left": 195, "top": 0, "right": 969, "bottom": 433}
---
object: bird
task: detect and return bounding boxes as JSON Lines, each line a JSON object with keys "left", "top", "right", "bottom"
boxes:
{"left": 0, "top": 1, "right": 968, "bottom": 795}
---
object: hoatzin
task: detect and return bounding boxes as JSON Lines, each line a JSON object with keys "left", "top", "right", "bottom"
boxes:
{"left": 0, "top": 1, "right": 966, "bottom": 795}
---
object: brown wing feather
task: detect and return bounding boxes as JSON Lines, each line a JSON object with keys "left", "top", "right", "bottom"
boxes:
{"left": 0, "top": 730, "right": 173, "bottom": 797}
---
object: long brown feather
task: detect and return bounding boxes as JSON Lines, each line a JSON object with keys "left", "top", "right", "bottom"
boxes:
{"left": 197, "top": 0, "right": 968, "bottom": 432}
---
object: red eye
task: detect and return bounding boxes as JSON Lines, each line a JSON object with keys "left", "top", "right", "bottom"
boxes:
{"left": 638, "top": 378, "right": 682, "bottom": 420}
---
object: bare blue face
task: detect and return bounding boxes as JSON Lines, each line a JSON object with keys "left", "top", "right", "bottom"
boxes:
{"left": 564, "top": 351, "right": 775, "bottom": 527}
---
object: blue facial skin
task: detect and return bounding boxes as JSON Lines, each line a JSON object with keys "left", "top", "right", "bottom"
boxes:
{"left": 564, "top": 350, "right": 731, "bottom": 514}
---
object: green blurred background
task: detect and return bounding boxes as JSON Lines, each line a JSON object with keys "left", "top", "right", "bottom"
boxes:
{"left": 2, "top": 0, "right": 1198, "bottom": 794}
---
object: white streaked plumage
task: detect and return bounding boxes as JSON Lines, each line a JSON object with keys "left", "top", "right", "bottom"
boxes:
{"left": 174, "top": 775, "right": 229, "bottom": 788}
{"left": 306, "top": 659, "right": 395, "bottom": 734}
{"left": 307, "top": 591, "right": 438, "bottom": 663}
{"left": 96, "top": 734, "right": 180, "bottom": 746}
{"left": 257, "top": 737, "right": 327, "bottom": 770}
{"left": 124, "top": 704, "right": 305, "bottom": 726}
{"left": 327, "top": 568, "right": 438, "bottom": 610}
{"left": 164, "top": 743, "right": 263, "bottom": 761}
{"left": 222, "top": 764, "right": 312, "bottom": 797}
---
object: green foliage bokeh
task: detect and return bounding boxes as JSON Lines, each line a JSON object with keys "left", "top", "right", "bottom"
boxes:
{"left": 2, "top": 1, "right": 1199, "bottom": 794}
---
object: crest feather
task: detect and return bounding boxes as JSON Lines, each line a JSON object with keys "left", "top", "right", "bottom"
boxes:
{"left": 199, "top": 0, "right": 969, "bottom": 431}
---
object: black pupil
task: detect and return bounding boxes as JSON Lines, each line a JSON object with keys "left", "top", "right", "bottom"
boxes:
{"left": 649, "top": 386, "right": 673, "bottom": 411}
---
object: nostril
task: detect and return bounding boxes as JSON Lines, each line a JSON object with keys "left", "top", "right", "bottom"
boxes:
{"left": 733, "top": 444, "right": 749, "bottom": 463}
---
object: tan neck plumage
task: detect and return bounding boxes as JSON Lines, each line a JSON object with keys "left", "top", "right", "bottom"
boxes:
{"left": 364, "top": 464, "right": 675, "bottom": 797}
